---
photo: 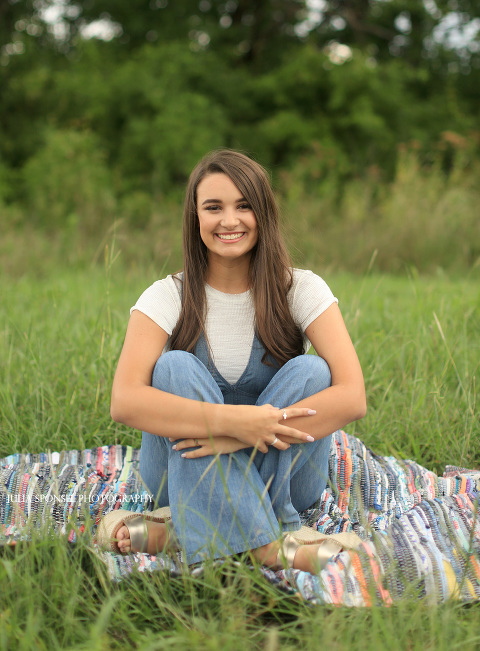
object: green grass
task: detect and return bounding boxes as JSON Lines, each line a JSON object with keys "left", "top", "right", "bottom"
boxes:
{"left": 1, "top": 254, "right": 480, "bottom": 649}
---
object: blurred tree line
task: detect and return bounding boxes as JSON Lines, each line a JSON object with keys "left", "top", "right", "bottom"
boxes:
{"left": 0, "top": 0, "right": 479, "bottom": 232}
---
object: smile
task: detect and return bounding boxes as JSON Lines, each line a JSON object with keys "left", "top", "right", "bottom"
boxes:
{"left": 215, "top": 233, "right": 246, "bottom": 241}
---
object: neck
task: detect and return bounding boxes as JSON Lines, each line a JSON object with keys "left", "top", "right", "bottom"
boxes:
{"left": 206, "top": 255, "right": 251, "bottom": 294}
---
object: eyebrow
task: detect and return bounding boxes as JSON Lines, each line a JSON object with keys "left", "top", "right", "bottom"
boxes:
{"left": 201, "top": 197, "right": 248, "bottom": 206}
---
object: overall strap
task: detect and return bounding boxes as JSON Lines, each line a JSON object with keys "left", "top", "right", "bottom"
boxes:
{"left": 171, "top": 272, "right": 278, "bottom": 404}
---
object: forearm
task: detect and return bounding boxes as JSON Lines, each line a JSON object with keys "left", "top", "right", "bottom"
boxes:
{"left": 111, "top": 385, "right": 233, "bottom": 439}
{"left": 281, "top": 384, "right": 367, "bottom": 441}
{"left": 111, "top": 384, "right": 317, "bottom": 451}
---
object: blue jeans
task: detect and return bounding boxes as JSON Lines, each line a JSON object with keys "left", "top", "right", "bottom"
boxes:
{"left": 139, "top": 352, "right": 333, "bottom": 564}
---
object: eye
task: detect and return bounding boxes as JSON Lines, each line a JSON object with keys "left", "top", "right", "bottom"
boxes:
{"left": 238, "top": 203, "right": 251, "bottom": 210}
{"left": 205, "top": 205, "right": 221, "bottom": 211}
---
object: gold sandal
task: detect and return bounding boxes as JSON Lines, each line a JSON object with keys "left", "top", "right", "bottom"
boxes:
{"left": 96, "top": 506, "right": 174, "bottom": 554}
{"left": 275, "top": 526, "right": 362, "bottom": 571}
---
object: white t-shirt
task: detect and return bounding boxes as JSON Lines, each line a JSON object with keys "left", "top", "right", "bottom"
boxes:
{"left": 131, "top": 268, "right": 337, "bottom": 384}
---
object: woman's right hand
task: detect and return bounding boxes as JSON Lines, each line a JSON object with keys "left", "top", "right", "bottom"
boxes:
{"left": 220, "top": 404, "right": 316, "bottom": 453}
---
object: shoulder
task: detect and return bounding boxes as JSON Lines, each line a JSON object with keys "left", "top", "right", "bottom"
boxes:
{"left": 130, "top": 273, "right": 182, "bottom": 335}
{"left": 134, "top": 274, "right": 181, "bottom": 304}
{"left": 291, "top": 267, "right": 321, "bottom": 286}
{"left": 288, "top": 268, "right": 338, "bottom": 331}
{"left": 290, "top": 268, "right": 336, "bottom": 297}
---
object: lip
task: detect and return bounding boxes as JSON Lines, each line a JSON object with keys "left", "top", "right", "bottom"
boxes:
{"left": 214, "top": 232, "right": 247, "bottom": 242}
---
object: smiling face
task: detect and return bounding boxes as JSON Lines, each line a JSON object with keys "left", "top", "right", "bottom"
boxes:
{"left": 196, "top": 173, "right": 258, "bottom": 266}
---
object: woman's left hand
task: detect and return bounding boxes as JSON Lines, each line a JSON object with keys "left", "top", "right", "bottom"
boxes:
{"left": 172, "top": 435, "right": 290, "bottom": 459}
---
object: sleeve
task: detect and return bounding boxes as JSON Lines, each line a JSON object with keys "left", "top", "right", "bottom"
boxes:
{"left": 130, "top": 275, "right": 182, "bottom": 335}
{"left": 289, "top": 269, "right": 338, "bottom": 332}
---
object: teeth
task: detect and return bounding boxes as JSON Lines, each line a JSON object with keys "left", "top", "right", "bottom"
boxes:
{"left": 217, "top": 233, "right": 244, "bottom": 240}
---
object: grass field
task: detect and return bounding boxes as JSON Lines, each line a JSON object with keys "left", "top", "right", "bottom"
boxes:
{"left": 1, "top": 255, "right": 479, "bottom": 650}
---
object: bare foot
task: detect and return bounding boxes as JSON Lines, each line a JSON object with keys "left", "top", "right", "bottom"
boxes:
{"left": 116, "top": 520, "right": 171, "bottom": 555}
{"left": 293, "top": 544, "right": 339, "bottom": 574}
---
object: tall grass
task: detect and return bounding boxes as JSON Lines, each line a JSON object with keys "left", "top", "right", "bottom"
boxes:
{"left": 2, "top": 258, "right": 477, "bottom": 468}
{"left": 0, "top": 225, "right": 479, "bottom": 647}
{"left": 284, "top": 149, "right": 480, "bottom": 275}
{"left": 3, "top": 534, "right": 480, "bottom": 650}
{"left": 2, "top": 150, "right": 479, "bottom": 279}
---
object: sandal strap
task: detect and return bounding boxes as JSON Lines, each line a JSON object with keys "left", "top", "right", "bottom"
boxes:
{"left": 275, "top": 533, "right": 301, "bottom": 568}
{"left": 275, "top": 533, "right": 344, "bottom": 571}
{"left": 280, "top": 534, "right": 300, "bottom": 566}
{"left": 315, "top": 540, "right": 343, "bottom": 570}
{"left": 97, "top": 507, "right": 174, "bottom": 554}
{"left": 125, "top": 514, "right": 149, "bottom": 553}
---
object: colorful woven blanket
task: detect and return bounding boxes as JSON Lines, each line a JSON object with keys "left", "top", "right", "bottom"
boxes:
{"left": 1, "top": 432, "right": 479, "bottom": 606}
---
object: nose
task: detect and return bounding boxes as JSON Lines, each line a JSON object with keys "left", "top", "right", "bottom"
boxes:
{"left": 220, "top": 207, "right": 240, "bottom": 229}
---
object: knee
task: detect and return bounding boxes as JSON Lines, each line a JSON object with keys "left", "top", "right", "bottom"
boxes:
{"left": 283, "top": 355, "right": 331, "bottom": 394}
{"left": 151, "top": 350, "right": 202, "bottom": 390}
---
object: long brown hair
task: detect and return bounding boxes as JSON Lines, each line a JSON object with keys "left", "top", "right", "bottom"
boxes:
{"left": 169, "top": 149, "right": 304, "bottom": 367}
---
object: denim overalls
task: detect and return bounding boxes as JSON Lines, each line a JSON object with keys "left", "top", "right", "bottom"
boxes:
{"left": 139, "top": 286, "right": 333, "bottom": 564}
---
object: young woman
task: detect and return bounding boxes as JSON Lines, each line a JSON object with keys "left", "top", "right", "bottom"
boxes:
{"left": 99, "top": 149, "right": 366, "bottom": 573}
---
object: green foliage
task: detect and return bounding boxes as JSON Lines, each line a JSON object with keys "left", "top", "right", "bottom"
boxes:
{"left": 23, "top": 128, "right": 116, "bottom": 233}
{"left": 0, "top": 156, "right": 14, "bottom": 204}
{"left": 0, "top": 0, "right": 479, "bottom": 241}
{"left": 119, "top": 90, "right": 227, "bottom": 195}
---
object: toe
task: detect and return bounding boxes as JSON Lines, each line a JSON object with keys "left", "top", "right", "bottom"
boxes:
{"left": 116, "top": 524, "right": 129, "bottom": 541}
{"left": 116, "top": 524, "right": 131, "bottom": 552}
{"left": 118, "top": 539, "right": 131, "bottom": 552}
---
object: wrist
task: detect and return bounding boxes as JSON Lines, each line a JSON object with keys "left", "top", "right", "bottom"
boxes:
{"left": 205, "top": 402, "right": 233, "bottom": 438}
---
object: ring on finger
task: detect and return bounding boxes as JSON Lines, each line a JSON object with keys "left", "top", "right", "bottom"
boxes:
{"left": 271, "top": 437, "right": 278, "bottom": 446}
{"left": 282, "top": 410, "right": 287, "bottom": 420}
